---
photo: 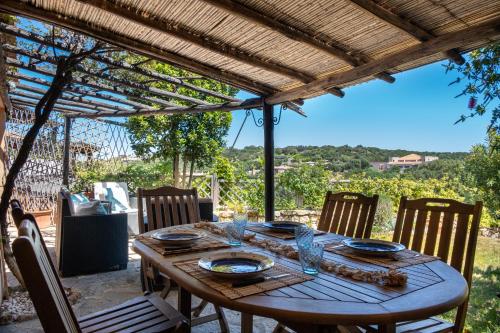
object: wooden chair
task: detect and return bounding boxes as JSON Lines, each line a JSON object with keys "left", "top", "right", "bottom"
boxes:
{"left": 274, "top": 192, "right": 380, "bottom": 333}
{"left": 137, "top": 186, "right": 229, "bottom": 332}
{"left": 10, "top": 201, "right": 188, "bottom": 333}
{"left": 357, "top": 197, "right": 482, "bottom": 333}
{"left": 318, "top": 191, "right": 379, "bottom": 238}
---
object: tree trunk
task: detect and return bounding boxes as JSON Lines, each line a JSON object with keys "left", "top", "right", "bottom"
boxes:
{"left": 0, "top": 55, "right": 80, "bottom": 288}
{"left": 187, "top": 159, "right": 195, "bottom": 188}
{"left": 172, "top": 153, "right": 180, "bottom": 187}
{"left": 181, "top": 156, "right": 188, "bottom": 188}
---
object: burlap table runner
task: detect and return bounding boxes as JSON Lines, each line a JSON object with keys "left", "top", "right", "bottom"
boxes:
{"left": 174, "top": 259, "right": 313, "bottom": 300}
{"left": 246, "top": 224, "right": 325, "bottom": 240}
{"left": 324, "top": 242, "right": 439, "bottom": 269}
{"left": 136, "top": 234, "right": 230, "bottom": 256}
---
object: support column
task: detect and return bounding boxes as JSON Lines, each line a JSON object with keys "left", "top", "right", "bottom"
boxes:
{"left": 62, "top": 116, "right": 71, "bottom": 187}
{"left": 263, "top": 102, "right": 274, "bottom": 221}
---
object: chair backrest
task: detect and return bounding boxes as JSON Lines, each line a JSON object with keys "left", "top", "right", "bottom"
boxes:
{"left": 317, "top": 191, "right": 379, "bottom": 238}
{"left": 393, "top": 197, "right": 482, "bottom": 333}
{"left": 137, "top": 186, "right": 201, "bottom": 233}
{"left": 393, "top": 197, "right": 482, "bottom": 281}
{"left": 11, "top": 202, "right": 81, "bottom": 333}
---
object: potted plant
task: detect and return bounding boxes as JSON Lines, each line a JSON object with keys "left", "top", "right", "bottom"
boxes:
{"left": 30, "top": 209, "right": 53, "bottom": 229}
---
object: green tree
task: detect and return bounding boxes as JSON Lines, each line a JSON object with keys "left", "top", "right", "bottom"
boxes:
{"left": 446, "top": 43, "right": 499, "bottom": 133}
{"left": 126, "top": 58, "right": 237, "bottom": 187}
{"left": 465, "top": 131, "right": 500, "bottom": 222}
{"left": 278, "top": 165, "right": 330, "bottom": 209}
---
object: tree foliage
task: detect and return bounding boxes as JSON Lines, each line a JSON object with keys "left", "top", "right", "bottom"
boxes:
{"left": 278, "top": 165, "right": 329, "bottom": 209}
{"left": 126, "top": 58, "right": 237, "bottom": 187}
{"left": 465, "top": 131, "right": 500, "bottom": 222}
{"left": 446, "top": 43, "right": 499, "bottom": 133}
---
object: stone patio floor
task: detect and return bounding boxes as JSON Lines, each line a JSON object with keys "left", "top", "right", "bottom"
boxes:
{"left": 1, "top": 226, "right": 279, "bottom": 333}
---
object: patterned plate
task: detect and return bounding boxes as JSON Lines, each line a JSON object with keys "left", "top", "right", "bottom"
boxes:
{"left": 263, "top": 221, "right": 304, "bottom": 233}
{"left": 198, "top": 252, "right": 274, "bottom": 279}
{"left": 151, "top": 230, "right": 205, "bottom": 247}
{"left": 342, "top": 238, "right": 406, "bottom": 256}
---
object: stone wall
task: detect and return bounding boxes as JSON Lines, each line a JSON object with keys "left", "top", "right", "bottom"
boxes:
{"left": 217, "top": 209, "right": 321, "bottom": 226}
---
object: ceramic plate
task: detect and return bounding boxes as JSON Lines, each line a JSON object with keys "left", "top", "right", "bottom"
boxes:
{"left": 342, "top": 238, "right": 405, "bottom": 256}
{"left": 198, "top": 252, "right": 274, "bottom": 279}
{"left": 263, "top": 221, "right": 304, "bottom": 233}
{"left": 151, "top": 230, "right": 205, "bottom": 247}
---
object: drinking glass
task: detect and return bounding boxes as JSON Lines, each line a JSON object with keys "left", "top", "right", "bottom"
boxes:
{"left": 295, "top": 224, "right": 314, "bottom": 249}
{"left": 298, "top": 242, "right": 324, "bottom": 275}
{"left": 226, "top": 213, "right": 247, "bottom": 246}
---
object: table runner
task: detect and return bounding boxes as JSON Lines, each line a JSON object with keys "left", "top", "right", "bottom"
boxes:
{"left": 324, "top": 242, "right": 439, "bottom": 269}
{"left": 174, "top": 259, "right": 313, "bottom": 300}
{"left": 246, "top": 224, "right": 325, "bottom": 240}
{"left": 136, "top": 234, "right": 230, "bottom": 256}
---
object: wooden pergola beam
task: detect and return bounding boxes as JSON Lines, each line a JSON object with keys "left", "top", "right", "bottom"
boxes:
{"left": 12, "top": 84, "right": 135, "bottom": 113}
{"left": 0, "top": 0, "right": 306, "bottom": 113}
{"left": 79, "top": 1, "right": 327, "bottom": 82}
{"left": 3, "top": 44, "right": 212, "bottom": 106}
{"left": 11, "top": 98, "right": 97, "bottom": 116}
{"left": 71, "top": 98, "right": 264, "bottom": 118}
{"left": 266, "top": 18, "right": 500, "bottom": 104}
{"left": 0, "top": 22, "right": 238, "bottom": 102}
{"left": 7, "top": 69, "right": 154, "bottom": 110}
{"left": 349, "top": 0, "right": 465, "bottom": 65}
{"left": 0, "top": 0, "right": 275, "bottom": 96}
{"left": 199, "top": 0, "right": 395, "bottom": 84}
{"left": 10, "top": 90, "right": 117, "bottom": 113}
{"left": 6, "top": 58, "right": 177, "bottom": 108}
{"left": 76, "top": 0, "right": 344, "bottom": 98}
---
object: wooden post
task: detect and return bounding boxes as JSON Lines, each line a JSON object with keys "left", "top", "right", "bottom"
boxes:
{"left": 210, "top": 174, "right": 220, "bottom": 209}
{"left": 62, "top": 116, "right": 71, "bottom": 187}
{"left": 263, "top": 102, "right": 274, "bottom": 221}
{"left": 0, "top": 95, "right": 7, "bottom": 299}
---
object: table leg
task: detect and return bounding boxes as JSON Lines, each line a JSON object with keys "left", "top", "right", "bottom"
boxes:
{"left": 378, "top": 323, "right": 396, "bottom": 333}
{"left": 241, "top": 313, "right": 253, "bottom": 333}
{"left": 178, "top": 287, "right": 192, "bottom": 333}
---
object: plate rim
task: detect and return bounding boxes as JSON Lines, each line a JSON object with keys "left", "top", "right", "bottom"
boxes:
{"left": 198, "top": 251, "right": 274, "bottom": 275}
{"left": 342, "top": 238, "right": 406, "bottom": 253}
{"left": 263, "top": 221, "right": 304, "bottom": 230}
{"left": 151, "top": 229, "right": 205, "bottom": 242}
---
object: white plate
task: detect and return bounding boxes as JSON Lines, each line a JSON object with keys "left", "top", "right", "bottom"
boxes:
{"left": 198, "top": 252, "right": 274, "bottom": 279}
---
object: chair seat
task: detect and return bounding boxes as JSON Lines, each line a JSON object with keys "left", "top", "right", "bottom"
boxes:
{"left": 356, "top": 317, "right": 454, "bottom": 333}
{"left": 392, "top": 318, "right": 454, "bottom": 333}
{"left": 78, "top": 294, "right": 186, "bottom": 333}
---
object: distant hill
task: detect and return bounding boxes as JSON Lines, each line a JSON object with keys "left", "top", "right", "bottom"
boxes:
{"left": 224, "top": 145, "right": 468, "bottom": 172}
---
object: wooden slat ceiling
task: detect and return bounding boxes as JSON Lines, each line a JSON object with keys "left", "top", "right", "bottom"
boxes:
{"left": 1, "top": 0, "right": 499, "bottom": 105}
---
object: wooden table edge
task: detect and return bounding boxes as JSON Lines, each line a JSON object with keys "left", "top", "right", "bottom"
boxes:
{"left": 132, "top": 235, "right": 468, "bottom": 325}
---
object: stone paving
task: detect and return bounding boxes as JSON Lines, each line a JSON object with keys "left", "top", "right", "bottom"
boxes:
{"left": 1, "top": 226, "right": 279, "bottom": 333}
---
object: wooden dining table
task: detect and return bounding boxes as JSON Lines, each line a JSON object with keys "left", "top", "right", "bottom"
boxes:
{"left": 132, "top": 223, "right": 468, "bottom": 333}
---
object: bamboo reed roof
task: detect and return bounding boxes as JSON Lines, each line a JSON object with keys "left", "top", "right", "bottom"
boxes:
{"left": 1, "top": 0, "right": 499, "bottom": 109}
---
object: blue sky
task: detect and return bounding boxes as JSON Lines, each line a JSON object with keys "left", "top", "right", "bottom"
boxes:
{"left": 227, "top": 61, "right": 490, "bottom": 152}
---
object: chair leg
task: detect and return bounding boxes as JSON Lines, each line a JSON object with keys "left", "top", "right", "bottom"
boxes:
{"left": 272, "top": 323, "right": 288, "bottom": 333}
{"left": 192, "top": 300, "right": 208, "bottom": 317}
{"left": 214, "top": 305, "right": 229, "bottom": 333}
{"left": 160, "top": 279, "right": 172, "bottom": 299}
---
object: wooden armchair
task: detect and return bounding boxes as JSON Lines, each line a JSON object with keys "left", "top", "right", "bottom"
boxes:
{"left": 10, "top": 200, "right": 187, "bottom": 333}
{"left": 318, "top": 191, "right": 379, "bottom": 238}
{"left": 353, "top": 197, "right": 482, "bottom": 333}
{"left": 137, "top": 186, "right": 229, "bottom": 333}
